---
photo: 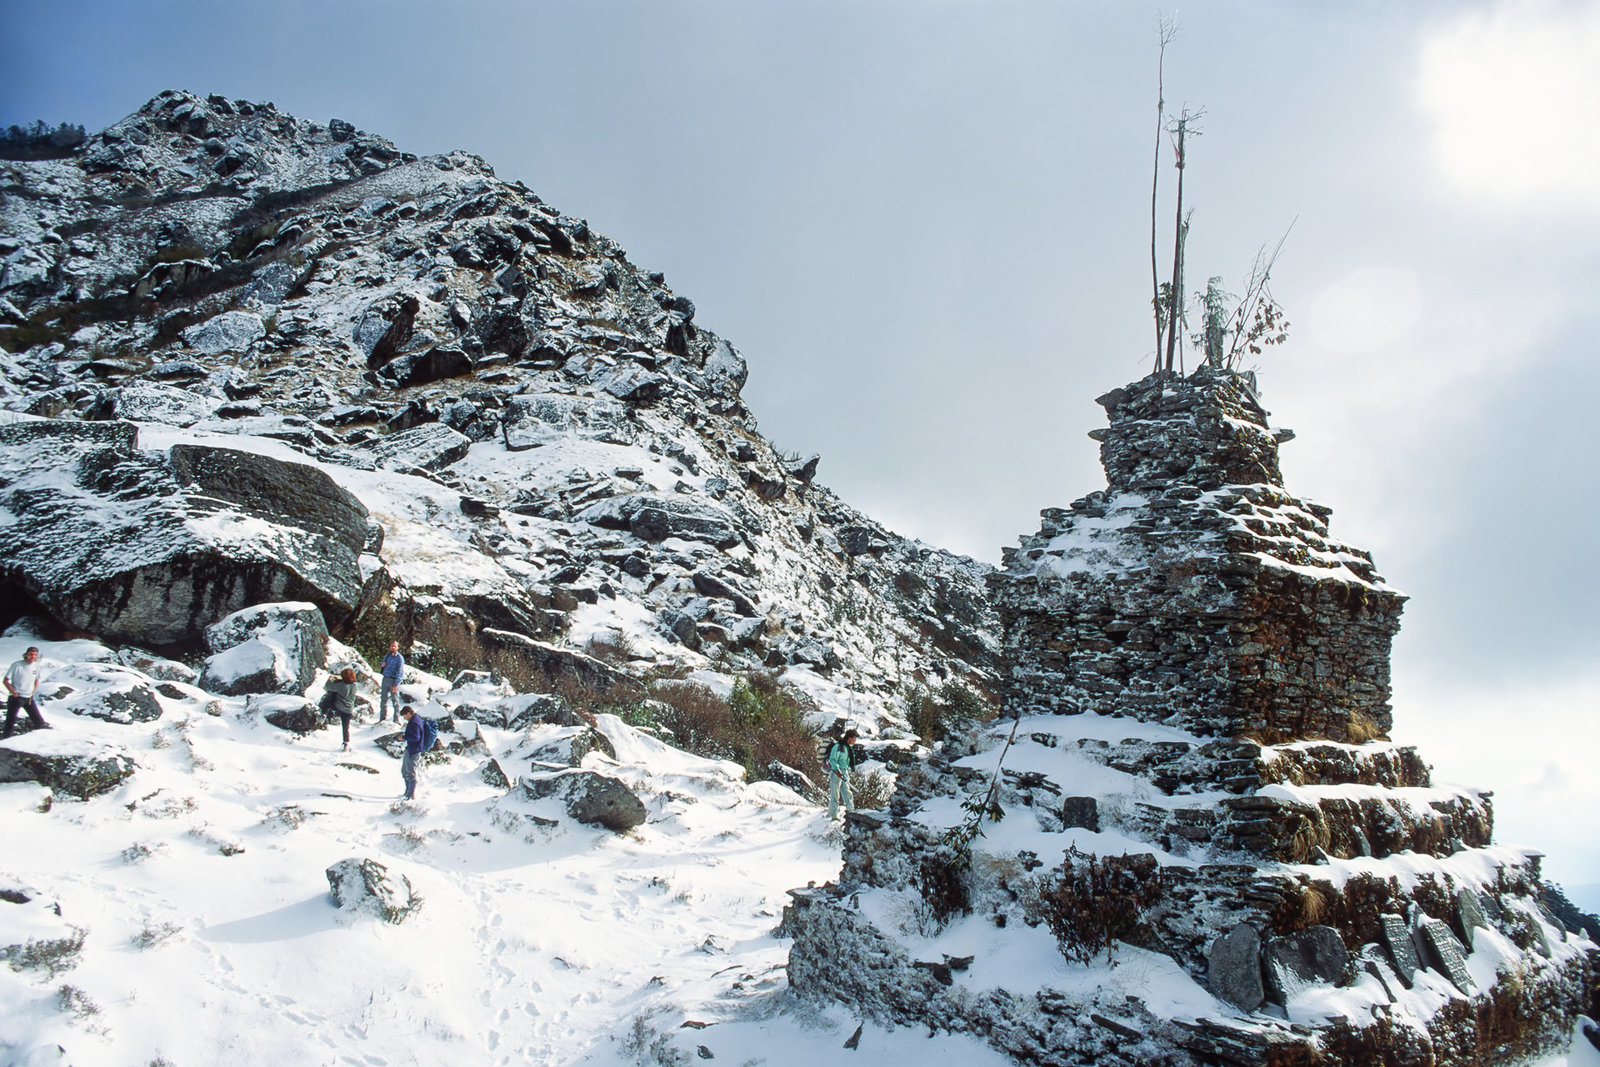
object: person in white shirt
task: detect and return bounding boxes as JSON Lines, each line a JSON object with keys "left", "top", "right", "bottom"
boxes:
{"left": 3, "top": 646, "right": 51, "bottom": 739}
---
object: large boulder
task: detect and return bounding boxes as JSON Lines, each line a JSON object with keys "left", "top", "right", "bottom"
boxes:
{"left": 92, "top": 382, "right": 216, "bottom": 427}
{"left": 368, "top": 423, "right": 471, "bottom": 473}
{"left": 575, "top": 493, "right": 742, "bottom": 549}
{"left": 198, "top": 602, "right": 328, "bottom": 695}
{"left": 181, "top": 310, "right": 264, "bottom": 355}
{"left": 0, "top": 734, "right": 136, "bottom": 799}
{"left": 1262, "top": 925, "right": 1351, "bottom": 1003}
{"left": 510, "top": 725, "right": 617, "bottom": 768}
{"left": 500, "top": 392, "right": 637, "bottom": 451}
{"left": 521, "top": 770, "right": 646, "bottom": 832}
{"left": 0, "top": 420, "right": 369, "bottom": 647}
{"left": 325, "top": 858, "right": 420, "bottom": 924}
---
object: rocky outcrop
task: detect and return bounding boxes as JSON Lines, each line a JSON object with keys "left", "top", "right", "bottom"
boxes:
{"left": 0, "top": 419, "right": 367, "bottom": 647}
{"left": 0, "top": 89, "right": 998, "bottom": 706}
{"left": 0, "top": 734, "right": 136, "bottom": 799}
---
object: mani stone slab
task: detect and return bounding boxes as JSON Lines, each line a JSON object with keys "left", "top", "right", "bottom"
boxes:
{"left": 1418, "top": 918, "right": 1476, "bottom": 994}
{"left": 1379, "top": 914, "right": 1419, "bottom": 988}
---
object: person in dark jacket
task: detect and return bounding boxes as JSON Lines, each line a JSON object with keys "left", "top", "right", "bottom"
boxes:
{"left": 378, "top": 641, "right": 404, "bottom": 722}
{"left": 399, "top": 705, "right": 423, "bottom": 801}
{"left": 322, "top": 667, "right": 359, "bottom": 751}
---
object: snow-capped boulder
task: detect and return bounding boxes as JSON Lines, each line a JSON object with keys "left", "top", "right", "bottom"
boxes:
{"left": 64, "top": 681, "right": 164, "bottom": 725}
{"left": 181, "top": 310, "right": 265, "bottom": 355}
{"left": 367, "top": 423, "right": 471, "bottom": 473}
{"left": 520, "top": 769, "right": 646, "bottom": 832}
{"left": 499, "top": 392, "right": 636, "bottom": 451}
{"left": 325, "top": 858, "right": 420, "bottom": 924}
{"left": 91, "top": 381, "right": 216, "bottom": 427}
{"left": 0, "top": 734, "right": 136, "bottom": 800}
{"left": 510, "top": 725, "right": 616, "bottom": 769}
{"left": 199, "top": 602, "right": 328, "bottom": 696}
{"left": 0, "top": 421, "right": 369, "bottom": 647}
{"left": 248, "top": 694, "right": 323, "bottom": 734}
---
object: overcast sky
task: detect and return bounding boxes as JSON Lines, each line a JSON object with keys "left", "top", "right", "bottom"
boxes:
{"left": 3, "top": 0, "right": 1597, "bottom": 892}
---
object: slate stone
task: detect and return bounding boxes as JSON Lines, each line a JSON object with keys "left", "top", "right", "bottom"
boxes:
{"left": 1378, "top": 913, "right": 1419, "bottom": 988}
{"left": 181, "top": 310, "right": 264, "bottom": 355}
{"left": 1208, "top": 924, "right": 1265, "bottom": 1011}
{"left": 691, "top": 569, "right": 757, "bottom": 617}
{"left": 521, "top": 769, "right": 647, "bottom": 832}
{"left": 479, "top": 758, "right": 511, "bottom": 790}
{"left": 376, "top": 344, "right": 473, "bottom": 388}
{"left": 253, "top": 696, "right": 323, "bottom": 735}
{"left": 1356, "top": 944, "right": 1401, "bottom": 1003}
{"left": 1262, "top": 925, "right": 1350, "bottom": 1003}
{"left": 1061, "top": 796, "right": 1099, "bottom": 831}
{"left": 1453, "top": 886, "right": 1488, "bottom": 951}
{"left": 576, "top": 494, "right": 741, "bottom": 549}
{"left": 1417, "top": 918, "right": 1475, "bottom": 994}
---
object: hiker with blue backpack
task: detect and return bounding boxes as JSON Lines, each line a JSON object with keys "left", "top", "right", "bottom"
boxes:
{"left": 398, "top": 705, "right": 438, "bottom": 801}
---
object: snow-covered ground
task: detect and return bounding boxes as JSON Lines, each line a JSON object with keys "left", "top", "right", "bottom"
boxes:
{"left": 0, "top": 629, "right": 1006, "bottom": 1067}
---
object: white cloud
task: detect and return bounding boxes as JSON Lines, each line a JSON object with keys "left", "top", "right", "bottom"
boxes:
{"left": 1305, "top": 265, "right": 1423, "bottom": 355}
{"left": 1416, "top": 0, "right": 1600, "bottom": 214}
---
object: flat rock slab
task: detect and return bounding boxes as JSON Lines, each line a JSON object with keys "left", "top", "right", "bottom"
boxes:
{"left": 1453, "top": 887, "right": 1489, "bottom": 951}
{"left": 500, "top": 392, "right": 636, "bottom": 450}
{"left": 368, "top": 423, "right": 471, "bottom": 473}
{"left": 1417, "top": 918, "right": 1475, "bottom": 994}
{"left": 1208, "top": 924, "right": 1265, "bottom": 1011}
{"left": 1379, "top": 914, "right": 1419, "bottom": 988}
{"left": 0, "top": 735, "right": 136, "bottom": 799}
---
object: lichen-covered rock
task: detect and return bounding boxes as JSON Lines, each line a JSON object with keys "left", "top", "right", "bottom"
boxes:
{"left": 520, "top": 770, "right": 645, "bottom": 832}
{"left": 0, "top": 734, "right": 136, "bottom": 799}
{"left": 325, "top": 857, "right": 420, "bottom": 923}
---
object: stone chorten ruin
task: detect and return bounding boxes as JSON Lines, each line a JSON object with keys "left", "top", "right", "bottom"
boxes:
{"left": 785, "top": 368, "right": 1598, "bottom": 1066}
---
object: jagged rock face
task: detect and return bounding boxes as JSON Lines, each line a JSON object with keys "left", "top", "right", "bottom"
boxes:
{"left": 0, "top": 89, "right": 996, "bottom": 707}
{"left": 992, "top": 368, "right": 1403, "bottom": 746}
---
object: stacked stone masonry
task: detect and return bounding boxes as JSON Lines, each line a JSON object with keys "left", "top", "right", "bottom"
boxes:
{"left": 785, "top": 368, "right": 1598, "bottom": 1066}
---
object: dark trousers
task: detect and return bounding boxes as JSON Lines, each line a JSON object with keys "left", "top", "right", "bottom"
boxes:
{"left": 339, "top": 714, "right": 351, "bottom": 745}
{"left": 3, "top": 695, "right": 47, "bottom": 738}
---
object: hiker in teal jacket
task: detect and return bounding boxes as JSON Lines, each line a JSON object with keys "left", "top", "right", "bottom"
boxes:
{"left": 826, "top": 728, "right": 859, "bottom": 819}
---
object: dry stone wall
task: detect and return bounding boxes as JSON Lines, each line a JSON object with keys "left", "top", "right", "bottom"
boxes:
{"left": 785, "top": 368, "right": 1599, "bottom": 1067}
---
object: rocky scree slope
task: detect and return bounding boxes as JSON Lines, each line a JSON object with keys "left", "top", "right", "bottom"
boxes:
{"left": 783, "top": 369, "right": 1600, "bottom": 1066}
{"left": 0, "top": 89, "right": 996, "bottom": 728}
